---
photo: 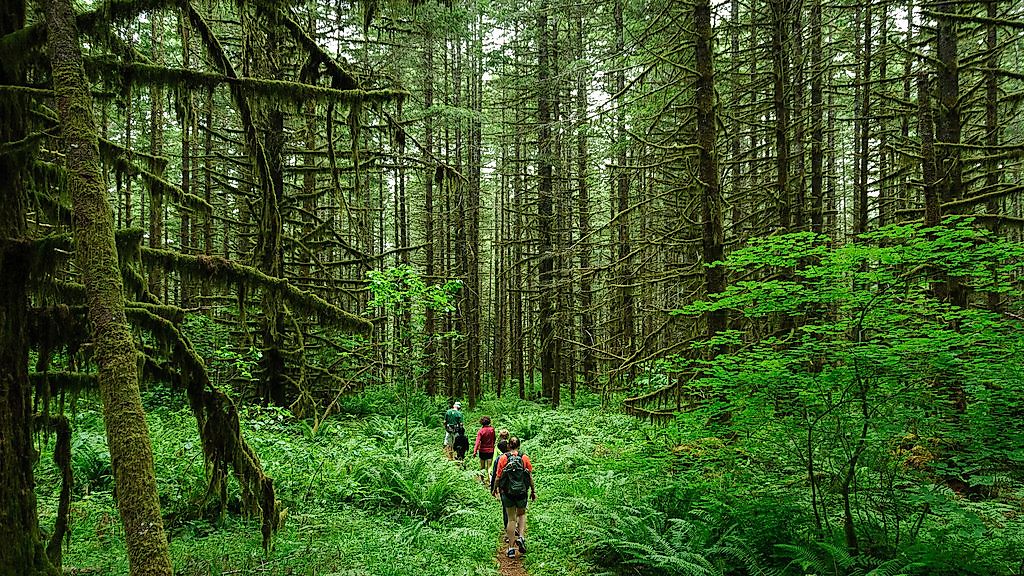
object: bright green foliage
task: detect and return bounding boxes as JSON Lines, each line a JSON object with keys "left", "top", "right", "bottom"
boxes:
{"left": 368, "top": 266, "right": 461, "bottom": 454}
{"left": 668, "top": 219, "right": 1024, "bottom": 573}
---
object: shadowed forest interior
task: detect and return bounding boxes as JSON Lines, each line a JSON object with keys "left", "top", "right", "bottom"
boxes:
{"left": 2, "top": 0, "right": 1024, "bottom": 574}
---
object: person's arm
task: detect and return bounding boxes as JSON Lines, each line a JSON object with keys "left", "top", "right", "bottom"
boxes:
{"left": 473, "top": 429, "right": 481, "bottom": 456}
{"left": 491, "top": 455, "right": 506, "bottom": 496}
{"left": 524, "top": 456, "right": 537, "bottom": 500}
{"left": 489, "top": 454, "right": 501, "bottom": 492}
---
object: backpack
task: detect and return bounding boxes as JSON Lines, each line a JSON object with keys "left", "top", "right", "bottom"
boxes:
{"left": 499, "top": 452, "right": 531, "bottom": 498}
{"left": 453, "top": 425, "right": 469, "bottom": 458}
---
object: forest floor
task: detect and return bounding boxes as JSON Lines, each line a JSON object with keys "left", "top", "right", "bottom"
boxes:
{"left": 496, "top": 540, "right": 529, "bottom": 576}
{"left": 32, "top": 386, "right": 1024, "bottom": 575}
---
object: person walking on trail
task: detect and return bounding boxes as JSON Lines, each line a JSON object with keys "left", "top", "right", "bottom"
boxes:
{"left": 473, "top": 416, "right": 496, "bottom": 483}
{"left": 492, "top": 437, "right": 535, "bottom": 559}
{"left": 490, "top": 438, "right": 510, "bottom": 532}
{"left": 442, "top": 401, "right": 464, "bottom": 460}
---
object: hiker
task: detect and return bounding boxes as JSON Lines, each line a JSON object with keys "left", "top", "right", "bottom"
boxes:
{"left": 492, "top": 437, "right": 535, "bottom": 559}
{"left": 453, "top": 423, "right": 470, "bottom": 463}
{"left": 473, "top": 416, "right": 496, "bottom": 483}
{"left": 442, "top": 401, "right": 463, "bottom": 459}
{"left": 490, "top": 438, "right": 510, "bottom": 531}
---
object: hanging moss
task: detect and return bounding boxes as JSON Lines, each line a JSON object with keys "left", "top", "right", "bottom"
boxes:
{"left": 0, "top": 128, "right": 46, "bottom": 157}
{"left": 82, "top": 58, "right": 405, "bottom": 107}
{"left": 32, "top": 414, "right": 72, "bottom": 568}
{"left": 98, "top": 139, "right": 211, "bottom": 213}
{"left": 265, "top": 6, "right": 359, "bottom": 91}
{"left": 28, "top": 304, "right": 89, "bottom": 356}
{"left": 124, "top": 306, "right": 283, "bottom": 550}
{"left": 139, "top": 247, "right": 371, "bottom": 332}
{"left": 0, "top": 0, "right": 177, "bottom": 62}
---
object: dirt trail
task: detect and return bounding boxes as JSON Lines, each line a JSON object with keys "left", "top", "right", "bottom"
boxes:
{"left": 496, "top": 540, "right": 528, "bottom": 576}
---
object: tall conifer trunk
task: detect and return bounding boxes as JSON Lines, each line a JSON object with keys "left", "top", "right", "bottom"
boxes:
{"left": 695, "top": 0, "right": 726, "bottom": 340}
{"left": 0, "top": 2, "right": 59, "bottom": 572}
{"left": 44, "top": 0, "right": 173, "bottom": 573}
{"left": 538, "top": 0, "right": 559, "bottom": 406}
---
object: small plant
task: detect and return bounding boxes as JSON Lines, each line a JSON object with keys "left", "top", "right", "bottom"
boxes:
{"left": 351, "top": 451, "right": 466, "bottom": 522}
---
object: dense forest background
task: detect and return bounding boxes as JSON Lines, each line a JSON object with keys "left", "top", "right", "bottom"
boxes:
{"left": 2, "top": 0, "right": 1024, "bottom": 573}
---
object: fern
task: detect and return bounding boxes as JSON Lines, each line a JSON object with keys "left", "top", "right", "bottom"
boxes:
{"left": 585, "top": 505, "right": 765, "bottom": 576}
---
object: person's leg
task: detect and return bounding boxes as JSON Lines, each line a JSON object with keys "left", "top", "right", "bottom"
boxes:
{"left": 504, "top": 506, "right": 518, "bottom": 547}
{"left": 516, "top": 509, "right": 527, "bottom": 540}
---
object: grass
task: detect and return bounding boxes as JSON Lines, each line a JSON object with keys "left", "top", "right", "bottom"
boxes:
{"left": 33, "top": 388, "right": 1024, "bottom": 576}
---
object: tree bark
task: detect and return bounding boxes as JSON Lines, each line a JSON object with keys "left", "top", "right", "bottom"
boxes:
{"left": 574, "top": 9, "right": 596, "bottom": 394}
{"left": 770, "top": 0, "right": 791, "bottom": 231}
{"left": 537, "top": 0, "right": 559, "bottom": 407}
{"left": 810, "top": 0, "right": 824, "bottom": 234}
{"left": 44, "top": 0, "right": 173, "bottom": 573}
{"left": 0, "top": 4, "right": 59, "bottom": 573}
{"left": 695, "top": 0, "right": 727, "bottom": 339}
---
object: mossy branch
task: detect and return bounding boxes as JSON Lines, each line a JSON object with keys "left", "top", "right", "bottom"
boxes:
{"left": 0, "top": 0, "right": 175, "bottom": 63}
{"left": 32, "top": 414, "right": 72, "bottom": 567}
{"left": 139, "top": 247, "right": 372, "bottom": 333}
{"left": 98, "top": 138, "right": 211, "bottom": 213}
{"left": 84, "top": 58, "right": 405, "bottom": 106}
{"left": 29, "top": 372, "right": 97, "bottom": 393}
{"left": 125, "top": 305, "right": 283, "bottom": 550}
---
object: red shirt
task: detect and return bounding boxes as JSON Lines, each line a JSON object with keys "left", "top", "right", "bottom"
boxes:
{"left": 474, "top": 425, "right": 496, "bottom": 454}
{"left": 494, "top": 450, "right": 532, "bottom": 486}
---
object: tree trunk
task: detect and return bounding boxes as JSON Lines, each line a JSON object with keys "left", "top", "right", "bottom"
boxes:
{"left": 614, "top": 0, "right": 634, "bottom": 386}
{"left": 148, "top": 13, "right": 164, "bottom": 298}
{"left": 771, "top": 0, "right": 791, "bottom": 231}
{"left": 44, "top": 0, "right": 173, "bottom": 573}
{"left": 810, "top": 0, "right": 824, "bottom": 234}
{"left": 423, "top": 26, "right": 438, "bottom": 397}
{"left": 695, "top": 0, "right": 726, "bottom": 339}
{"left": 0, "top": 4, "right": 59, "bottom": 573}
{"left": 574, "top": 9, "right": 596, "bottom": 394}
{"left": 537, "top": 0, "right": 559, "bottom": 407}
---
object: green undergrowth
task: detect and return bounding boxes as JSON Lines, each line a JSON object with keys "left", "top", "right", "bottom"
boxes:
{"left": 33, "top": 386, "right": 1024, "bottom": 576}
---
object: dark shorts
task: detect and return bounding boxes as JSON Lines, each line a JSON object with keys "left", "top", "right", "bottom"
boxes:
{"left": 501, "top": 493, "right": 529, "bottom": 510}
{"left": 479, "top": 451, "right": 494, "bottom": 462}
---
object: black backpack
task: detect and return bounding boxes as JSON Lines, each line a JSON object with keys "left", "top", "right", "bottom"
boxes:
{"left": 453, "top": 425, "right": 469, "bottom": 457}
{"left": 499, "top": 452, "right": 531, "bottom": 498}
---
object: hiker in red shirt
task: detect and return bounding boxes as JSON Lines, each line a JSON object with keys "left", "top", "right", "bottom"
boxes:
{"left": 492, "top": 437, "right": 536, "bottom": 559}
{"left": 473, "top": 416, "right": 496, "bottom": 484}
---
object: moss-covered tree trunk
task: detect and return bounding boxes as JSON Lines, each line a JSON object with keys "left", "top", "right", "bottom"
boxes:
{"left": 0, "top": 4, "right": 60, "bottom": 573}
{"left": 1, "top": 1, "right": 58, "bottom": 572}
{"left": 44, "top": 0, "right": 173, "bottom": 573}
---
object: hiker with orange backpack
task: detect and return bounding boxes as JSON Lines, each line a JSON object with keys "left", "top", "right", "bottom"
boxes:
{"left": 492, "top": 437, "right": 535, "bottom": 559}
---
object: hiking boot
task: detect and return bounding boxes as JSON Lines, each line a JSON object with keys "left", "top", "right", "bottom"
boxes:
{"left": 506, "top": 547, "right": 516, "bottom": 559}
{"left": 516, "top": 536, "right": 527, "bottom": 554}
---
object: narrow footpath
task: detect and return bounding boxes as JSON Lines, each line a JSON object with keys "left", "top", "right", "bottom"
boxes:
{"left": 496, "top": 540, "right": 528, "bottom": 576}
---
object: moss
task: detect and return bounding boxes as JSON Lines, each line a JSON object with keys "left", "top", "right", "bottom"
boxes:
{"left": 139, "top": 247, "right": 371, "bottom": 332}
{"left": 124, "top": 306, "right": 283, "bottom": 550}
{"left": 46, "top": 0, "right": 174, "bottom": 569}
{"left": 31, "top": 414, "right": 71, "bottom": 569}
{"left": 83, "top": 58, "right": 405, "bottom": 106}
{"left": 98, "top": 139, "right": 211, "bottom": 213}
{"left": 28, "top": 372, "right": 97, "bottom": 393}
